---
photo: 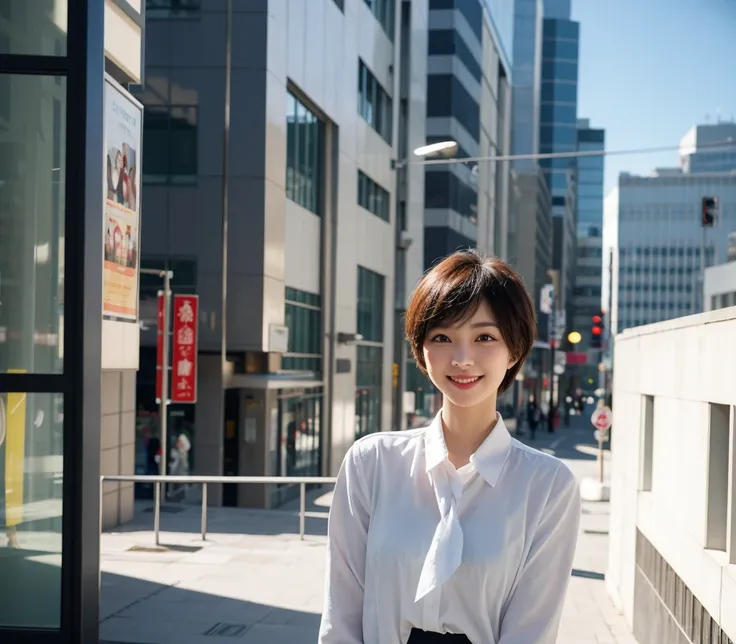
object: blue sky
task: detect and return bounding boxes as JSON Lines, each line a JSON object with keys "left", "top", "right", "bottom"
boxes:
{"left": 571, "top": 0, "right": 736, "bottom": 194}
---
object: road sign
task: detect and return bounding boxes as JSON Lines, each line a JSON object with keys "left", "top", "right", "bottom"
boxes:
{"left": 591, "top": 406, "right": 613, "bottom": 431}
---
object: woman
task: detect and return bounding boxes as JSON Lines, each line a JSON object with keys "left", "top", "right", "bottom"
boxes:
{"left": 319, "top": 250, "right": 581, "bottom": 643}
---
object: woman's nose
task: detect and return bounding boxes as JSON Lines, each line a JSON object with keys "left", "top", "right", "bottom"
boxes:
{"left": 451, "top": 348, "right": 474, "bottom": 368}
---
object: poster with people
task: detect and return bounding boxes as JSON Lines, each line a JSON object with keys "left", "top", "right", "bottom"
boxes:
{"left": 103, "top": 77, "right": 142, "bottom": 322}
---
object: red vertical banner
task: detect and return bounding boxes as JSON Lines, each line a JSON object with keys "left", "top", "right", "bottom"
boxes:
{"left": 155, "top": 292, "right": 165, "bottom": 401}
{"left": 171, "top": 295, "right": 198, "bottom": 403}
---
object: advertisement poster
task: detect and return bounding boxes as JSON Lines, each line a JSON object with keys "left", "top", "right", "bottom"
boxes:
{"left": 171, "top": 295, "right": 198, "bottom": 404}
{"left": 103, "top": 77, "right": 142, "bottom": 322}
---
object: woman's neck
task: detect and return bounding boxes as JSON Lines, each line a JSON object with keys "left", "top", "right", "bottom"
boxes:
{"left": 441, "top": 396, "right": 498, "bottom": 467}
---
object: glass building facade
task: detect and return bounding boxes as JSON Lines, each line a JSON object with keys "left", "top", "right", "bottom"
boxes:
{"left": 0, "top": 0, "right": 109, "bottom": 641}
{"left": 573, "top": 122, "right": 605, "bottom": 385}
{"left": 539, "top": 14, "right": 579, "bottom": 337}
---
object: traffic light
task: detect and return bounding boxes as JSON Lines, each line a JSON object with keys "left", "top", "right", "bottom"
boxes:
{"left": 702, "top": 196, "right": 718, "bottom": 227}
{"left": 591, "top": 311, "right": 604, "bottom": 349}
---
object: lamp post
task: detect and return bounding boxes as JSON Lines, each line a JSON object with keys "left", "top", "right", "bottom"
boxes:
{"left": 392, "top": 140, "right": 457, "bottom": 431}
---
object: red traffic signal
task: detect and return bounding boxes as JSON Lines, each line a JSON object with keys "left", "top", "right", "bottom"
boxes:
{"left": 592, "top": 326, "right": 602, "bottom": 336}
{"left": 592, "top": 314, "right": 602, "bottom": 325}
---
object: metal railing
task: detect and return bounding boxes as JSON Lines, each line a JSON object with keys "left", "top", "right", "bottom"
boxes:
{"left": 100, "top": 474, "right": 337, "bottom": 545}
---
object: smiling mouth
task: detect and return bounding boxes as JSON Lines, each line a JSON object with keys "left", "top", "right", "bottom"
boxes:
{"left": 447, "top": 375, "right": 483, "bottom": 389}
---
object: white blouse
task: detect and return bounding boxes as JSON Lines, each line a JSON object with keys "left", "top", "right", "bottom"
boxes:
{"left": 318, "top": 411, "right": 581, "bottom": 644}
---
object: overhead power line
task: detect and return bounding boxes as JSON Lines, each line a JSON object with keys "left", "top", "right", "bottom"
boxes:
{"left": 413, "top": 138, "right": 736, "bottom": 166}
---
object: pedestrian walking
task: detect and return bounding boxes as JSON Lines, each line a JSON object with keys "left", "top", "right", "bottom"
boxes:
{"left": 319, "top": 250, "right": 581, "bottom": 644}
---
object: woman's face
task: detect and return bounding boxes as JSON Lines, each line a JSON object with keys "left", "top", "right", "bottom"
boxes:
{"left": 422, "top": 299, "right": 517, "bottom": 409}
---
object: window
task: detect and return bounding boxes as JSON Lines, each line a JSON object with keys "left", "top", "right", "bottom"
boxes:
{"left": 358, "top": 60, "right": 393, "bottom": 143}
{"left": 424, "top": 171, "right": 478, "bottom": 220}
{"left": 357, "top": 267, "right": 385, "bottom": 342}
{"left": 705, "top": 404, "right": 730, "bottom": 551}
{"left": 355, "top": 267, "right": 385, "bottom": 439}
{"left": 146, "top": 0, "right": 201, "bottom": 18}
{"left": 0, "top": 72, "right": 66, "bottom": 629}
{"left": 142, "top": 106, "right": 198, "bottom": 185}
{"left": 286, "top": 91, "right": 325, "bottom": 215}
{"left": 639, "top": 395, "right": 654, "bottom": 491}
{"left": 358, "top": 171, "right": 390, "bottom": 221}
{"left": 356, "top": 346, "right": 383, "bottom": 439}
{"left": 427, "top": 75, "right": 480, "bottom": 141}
{"left": 332, "top": 0, "right": 344, "bottom": 9}
{"left": 283, "top": 287, "right": 322, "bottom": 374}
{"left": 364, "top": 0, "right": 395, "bottom": 40}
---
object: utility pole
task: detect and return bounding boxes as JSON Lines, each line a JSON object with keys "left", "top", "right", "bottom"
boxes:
{"left": 141, "top": 268, "right": 173, "bottom": 499}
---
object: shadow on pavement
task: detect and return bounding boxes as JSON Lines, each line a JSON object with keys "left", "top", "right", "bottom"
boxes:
{"left": 0, "top": 547, "right": 62, "bottom": 628}
{"left": 571, "top": 568, "right": 605, "bottom": 581}
{"left": 100, "top": 570, "right": 321, "bottom": 644}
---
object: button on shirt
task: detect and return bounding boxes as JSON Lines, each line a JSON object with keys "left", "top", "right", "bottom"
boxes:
{"left": 318, "top": 411, "right": 581, "bottom": 644}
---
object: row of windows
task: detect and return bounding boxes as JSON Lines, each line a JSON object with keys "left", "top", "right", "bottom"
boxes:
{"left": 428, "top": 29, "right": 482, "bottom": 81}
{"left": 142, "top": 106, "right": 198, "bottom": 185}
{"left": 574, "top": 286, "right": 601, "bottom": 297}
{"left": 543, "top": 19, "right": 579, "bottom": 40}
{"left": 620, "top": 246, "right": 709, "bottom": 257}
{"left": 429, "top": 0, "right": 483, "bottom": 40}
{"left": 424, "top": 170, "right": 478, "bottom": 221}
{"left": 364, "top": 0, "right": 396, "bottom": 40}
{"left": 711, "top": 292, "right": 736, "bottom": 310}
{"left": 146, "top": 0, "right": 200, "bottom": 18}
{"left": 359, "top": 60, "right": 393, "bottom": 143}
{"left": 541, "top": 80, "right": 578, "bottom": 104}
{"left": 286, "top": 91, "right": 324, "bottom": 216}
{"left": 619, "top": 283, "right": 693, "bottom": 293}
{"left": 540, "top": 102, "right": 578, "bottom": 125}
{"left": 427, "top": 74, "right": 480, "bottom": 141}
{"left": 541, "top": 60, "right": 578, "bottom": 84}
{"left": 541, "top": 38, "right": 579, "bottom": 62}
{"left": 358, "top": 171, "right": 390, "bottom": 221}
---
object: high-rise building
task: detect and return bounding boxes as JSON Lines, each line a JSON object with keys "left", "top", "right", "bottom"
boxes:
{"left": 136, "top": 0, "right": 429, "bottom": 506}
{"left": 572, "top": 119, "right": 605, "bottom": 386}
{"left": 424, "top": 0, "right": 513, "bottom": 266}
{"left": 611, "top": 169, "right": 736, "bottom": 335}
{"left": 539, "top": 5, "right": 579, "bottom": 340}
{"left": 509, "top": 0, "right": 552, "bottom": 318}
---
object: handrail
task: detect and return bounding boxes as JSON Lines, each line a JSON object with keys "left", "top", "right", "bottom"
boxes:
{"left": 100, "top": 474, "right": 337, "bottom": 545}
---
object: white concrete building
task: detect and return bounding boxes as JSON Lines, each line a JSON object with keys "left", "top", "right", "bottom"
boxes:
{"left": 607, "top": 310, "right": 736, "bottom": 643}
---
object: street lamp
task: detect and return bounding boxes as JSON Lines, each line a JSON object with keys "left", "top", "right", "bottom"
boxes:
{"left": 392, "top": 140, "right": 458, "bottom": 169}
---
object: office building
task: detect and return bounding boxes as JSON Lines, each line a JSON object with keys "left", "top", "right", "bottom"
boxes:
{"left": 572, "top": 119, "right": 605, "bottom": 386}
{"left": 680, "top": 121, "right": 736, "bottom": 173}
{"left": 539, "top": 5, "right": 579, "bottom": 338}
{"left": 424, "top": 0, "right": 513, "bottom": 266}
{"left": 136, "top": 1, "right": 429, "bottom": 506}
{"left": 611, "top": 171, "right": 736, "bottom": 335}
{"left": 509, "top": 0, "right": 552, "bottom": 321}
{"left": 400, "top": 0, "right": 513, "bottom": 421}
{"left": 0, "top": 1, "right": 145, "bottom": 641}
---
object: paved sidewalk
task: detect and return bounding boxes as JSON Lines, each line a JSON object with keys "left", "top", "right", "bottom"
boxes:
{"left": 100, "top": 415, "right": 637, "bottom": 644}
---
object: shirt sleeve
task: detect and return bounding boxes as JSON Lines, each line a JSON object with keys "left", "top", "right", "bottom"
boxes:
{"left": 498, "top": 468, "right": 581, "bottom": 644}
{"left": 318, "top": 442, "right": 372, "bottom": 644}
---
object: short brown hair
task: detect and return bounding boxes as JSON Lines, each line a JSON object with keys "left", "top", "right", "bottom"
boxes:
{"left": 405, "top": 250, "right": 537, "bottom": 394}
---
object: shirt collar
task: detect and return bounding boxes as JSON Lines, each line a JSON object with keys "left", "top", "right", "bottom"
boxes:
{"left": 424, "top": 409, "right": 512, "bottom": 487}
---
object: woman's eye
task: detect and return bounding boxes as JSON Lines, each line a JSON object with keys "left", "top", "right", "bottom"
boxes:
{"left": 477, "top": 334, "right": 495, "bottom": 342}
{"left": 430, "top": 334, "right": 450, "bottom": 343}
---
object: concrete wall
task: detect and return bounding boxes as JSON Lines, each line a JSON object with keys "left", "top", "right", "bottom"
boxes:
{"left": 607, "top": 308, "right": 736, "bottom": 642}
{"left": 100, "top": 370, "right": 137, "bottom": 530}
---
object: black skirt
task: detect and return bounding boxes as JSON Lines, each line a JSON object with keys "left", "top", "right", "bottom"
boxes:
{"left": 407, "top": 629, "right": 471, "bottom": 643}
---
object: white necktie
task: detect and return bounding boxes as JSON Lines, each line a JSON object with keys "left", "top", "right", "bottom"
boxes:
{"left": 415, "top": 466, "right": 465, "bottom": 602}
